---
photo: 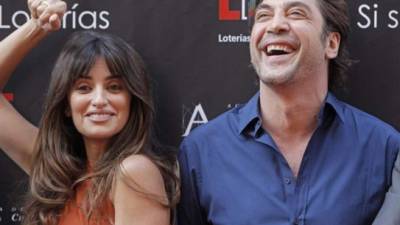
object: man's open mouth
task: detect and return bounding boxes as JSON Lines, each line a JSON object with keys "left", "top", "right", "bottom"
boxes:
{"left": 265, "top": 44, "right": 295, "bottom": 56}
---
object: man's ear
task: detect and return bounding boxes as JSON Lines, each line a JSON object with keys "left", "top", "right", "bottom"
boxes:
{"left": 325, "top": 32, "right": 341, "bottom": 59}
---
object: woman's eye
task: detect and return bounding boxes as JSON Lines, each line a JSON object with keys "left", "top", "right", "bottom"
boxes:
{"left": 76, "top": 84, "right": 91, "bottom": 92}
{"left": 108, "top": 83, "right": 123, "bottom": 92}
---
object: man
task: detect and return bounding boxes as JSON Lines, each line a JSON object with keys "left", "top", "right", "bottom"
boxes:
{"left": 177, "top": 0, "right": 400, "bottom": 224}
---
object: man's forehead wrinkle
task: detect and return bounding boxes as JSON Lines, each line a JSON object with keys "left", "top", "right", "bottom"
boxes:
{"left": 257, "top": 0, "right": 313, "bottom": 10}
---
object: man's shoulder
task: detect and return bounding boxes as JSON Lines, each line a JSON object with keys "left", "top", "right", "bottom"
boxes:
{"left": 341, "top": 100, "right": 400, "bottom": 138}
{"left": 181, "top": 104, "right": 246, "bottom": 150}
{"left": 186, "top": 106, "right": 241, "bottom": 140}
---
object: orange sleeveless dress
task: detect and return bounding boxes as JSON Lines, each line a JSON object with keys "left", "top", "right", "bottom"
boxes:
{"left": 58, "top": 181, "right": 114, "bottom": 225}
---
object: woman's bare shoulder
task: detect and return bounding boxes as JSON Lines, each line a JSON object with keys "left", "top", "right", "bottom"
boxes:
{"left": 118, "top": 154, "right": 166, "bottom": 195}
{"left": 112, "top": 154, "right": 170, "bottom": 225}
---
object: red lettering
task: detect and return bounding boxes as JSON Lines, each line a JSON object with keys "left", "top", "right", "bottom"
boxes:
{"left": 219, "top": 0, "right": 240, "bottom": 20}
{"left": 4, "top": 93, "right": 14, "bottom": 102}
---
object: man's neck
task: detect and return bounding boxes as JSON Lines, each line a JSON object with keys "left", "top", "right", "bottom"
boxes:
{"left": 259, "top": 80, "right": 327, "bottom": 139}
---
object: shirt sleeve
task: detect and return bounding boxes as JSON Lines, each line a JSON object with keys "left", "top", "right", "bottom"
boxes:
{"left": 177, "top": 139, "right": 207, "bottom": 225}
{"left": 372, "top": 150, "right": 400, "bottom": 225}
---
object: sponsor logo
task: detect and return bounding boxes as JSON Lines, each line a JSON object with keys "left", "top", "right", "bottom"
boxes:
{"left": 0, "top": 3, "right": 110, "bottom": 30}
{"left": 217, "top": 0, "right": 250, "bottom": 44}
{"left": 218, "top": 0, "right": 248, "bottom": 21}
{"left": 218, "top": 33, "right": 250, "bottom": 43}
{"left": 182, "top": 103, "right": 241, "bottom": 136}
{"left": 3, "top": 93, "right": 14, "bottom": 102}
{"left": 182, "top": 104, "right": 208, "bottom": 137}
{"left": 0, "top": 206, "right": 23, "bottom": 223}
{"left": 357, "top": 3, "right": 400, "bottom": 29}
{"left": 10, "top": 207, "right": 22, "bottom": 222}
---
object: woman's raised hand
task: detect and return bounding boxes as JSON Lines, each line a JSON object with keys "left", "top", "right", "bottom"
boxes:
{"left": 27, "top": 0, "right": 67, "bottom": 31}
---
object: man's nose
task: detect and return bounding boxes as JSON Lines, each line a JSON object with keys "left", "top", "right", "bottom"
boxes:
{"left": 267, "top": 12, "right": 290, "bottom": 34}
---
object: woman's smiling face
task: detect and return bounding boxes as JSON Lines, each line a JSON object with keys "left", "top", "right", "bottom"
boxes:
{"left": 68, "top": 57, "right": 131, "bottom": 146}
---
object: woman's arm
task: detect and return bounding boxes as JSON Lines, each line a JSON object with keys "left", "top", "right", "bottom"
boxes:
{"left": 0, "top": 0, "right": 66, "bottom": 174}
{"left": 372, "top": 151, "right": 400, "bottom": 225}
{"left": 113, "top": 154, "right": 170, "bottom": 225}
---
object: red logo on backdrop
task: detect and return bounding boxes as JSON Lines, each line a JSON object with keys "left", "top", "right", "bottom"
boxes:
{"left": 219, "top": 0, "right": 248, "bottom": 21}
{"left": 4, "top": 93, "right": 14, "bottom": 102}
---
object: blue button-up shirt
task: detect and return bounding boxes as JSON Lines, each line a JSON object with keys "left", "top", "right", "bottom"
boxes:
{"left": 178, "top": 92, "right": 400, "bottom": 225}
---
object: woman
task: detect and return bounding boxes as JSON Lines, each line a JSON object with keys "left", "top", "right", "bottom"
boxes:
{"left": 0, "top": 0, "right": 179, "bottom": 224}
{"left": 373, "top": 153, "right": 400, "bottom": 225}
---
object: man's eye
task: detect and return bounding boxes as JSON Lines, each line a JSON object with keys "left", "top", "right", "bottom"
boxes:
{"left": 257, "top": 13, "right": 267, "bottom": 19}
{"left": 288, "top": 9, "right": 306, "bottom": 18}
{"left": 256, "top": 12, "right": 272, "bottom": 21}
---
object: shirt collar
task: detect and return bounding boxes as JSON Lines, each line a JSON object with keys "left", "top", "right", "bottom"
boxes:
{"left": 325, "top": 92, "right": 345, "bottom": 123}
{"left": 238, "top": 91, "right": 345, "bottom": 136}
{"left": 238, "top": 92, "right": 261, "bottom": 135}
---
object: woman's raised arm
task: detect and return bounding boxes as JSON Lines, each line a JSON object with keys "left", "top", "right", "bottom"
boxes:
{"left": 0, "top": 0, "right": 66, "bottom": 174}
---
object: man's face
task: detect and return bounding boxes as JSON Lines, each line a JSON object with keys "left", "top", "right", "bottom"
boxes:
{"left": 250, "top": 0, "right": 339, "bottom": 86}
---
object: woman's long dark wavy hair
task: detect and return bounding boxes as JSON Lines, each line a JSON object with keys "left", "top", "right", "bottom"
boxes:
{"left": 22, "top": 31, "right": 179, "bottom": 225}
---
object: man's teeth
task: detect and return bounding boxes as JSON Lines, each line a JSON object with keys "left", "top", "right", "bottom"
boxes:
{"left": 266, "top": 45, "right": 293, "bottom": 55}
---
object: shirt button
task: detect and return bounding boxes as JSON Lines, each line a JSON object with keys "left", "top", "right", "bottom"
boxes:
{"left": 284, "top": 177, "right": 291, "bottom": 185}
